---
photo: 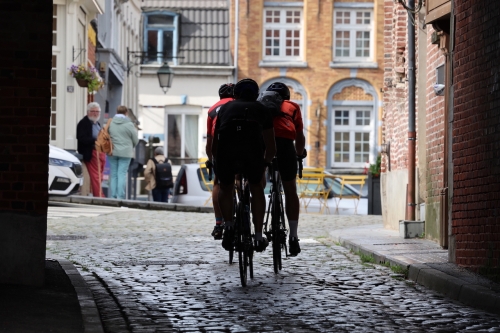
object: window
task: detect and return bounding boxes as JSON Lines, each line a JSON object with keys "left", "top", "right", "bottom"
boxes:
{"left": 143, "top": 12, "right": 178, "bottom": 64}
{"left": 263, "top": 8, "right": 303, "bottom": 61}
{"left": 332, "top": 107, "right": 372, "bottom": 165}
{"left": 333, "top": 9, "right": 373, "bottom": 62}
{"left": 164, "top": 106, "right": 201, "bottom": 165}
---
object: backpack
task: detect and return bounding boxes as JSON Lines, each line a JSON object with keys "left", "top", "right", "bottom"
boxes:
{"left": 95, "top": 119, "right": 113, "bottom": 155}
{"left": 257, "top": 91, "right": 283, "bottom": 117}
{"left": 152, "top": 158, "right": 173, "bottom": 189}
{"left": 257, "top": 91, "right": 297, "bottom": 121}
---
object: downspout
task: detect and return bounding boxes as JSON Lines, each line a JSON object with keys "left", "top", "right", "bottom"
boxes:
{"left": 447, "top": 0, "right": 455, "bottom": 258}
{"left": 233, "top": 0, "right": 239, "bottom": 83}
{"left": 406, "top": 0, "right": 416, "bottom": 221}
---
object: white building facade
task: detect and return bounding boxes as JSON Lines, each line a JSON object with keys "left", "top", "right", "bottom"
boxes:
{"left": 51, "top": 0, "right": 141, "bottom": 151}
{"left": 137, "top": 0, "right": 234, "bottom": 165}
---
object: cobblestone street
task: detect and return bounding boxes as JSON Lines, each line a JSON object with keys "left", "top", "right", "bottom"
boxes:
{"left": 47, "top": 210, "right": 500, "bottom": 332}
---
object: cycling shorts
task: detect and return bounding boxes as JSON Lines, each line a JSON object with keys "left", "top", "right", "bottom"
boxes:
{"left": 215, "top": 145, "right": 265, "bottom": 186}
{"left": 275, "top": 137, "right": 298, "bottom": 181}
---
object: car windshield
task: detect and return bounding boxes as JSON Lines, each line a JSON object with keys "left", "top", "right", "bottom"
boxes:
{"left": 197, "top": 167, "right": 213, "bottom": 192}
{"left": 324, "top": 177, "right": 358, "bottom": 196}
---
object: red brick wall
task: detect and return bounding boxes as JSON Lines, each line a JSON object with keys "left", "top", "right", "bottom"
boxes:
{"left": 453, "top": 0, "right": 500, "bottom": 271}
{"left": 425, "top": 26, "right": 446, "bottom": 226}
{"left": 382, "top": 0, "right": 416, "bottom": 172}
{"left": 0, "top": 1, "right": 52, "bottom": 215}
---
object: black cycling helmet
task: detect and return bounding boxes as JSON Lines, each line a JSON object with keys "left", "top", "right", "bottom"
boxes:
{"left": 218, "top": 83, "right": 234, "bottom": 99}
{"left": 233, "top": 78, "right": 259, "bottom": 100}
{"left": 266, "top": 82, "right": 290, "bottom": 100}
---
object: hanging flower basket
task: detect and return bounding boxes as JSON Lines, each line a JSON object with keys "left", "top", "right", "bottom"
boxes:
{"left": 75, "top": 78, "right": 88, "bottom": 88}
{"left": 68, "top": 64, "right": 104, "bottom": 93}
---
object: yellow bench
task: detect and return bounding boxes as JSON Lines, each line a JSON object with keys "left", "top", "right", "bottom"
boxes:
{"left": 297, "top": 168, "right": 331, "bottom": 214}
{"left": 331, "top": 175, "right": 367, "bottom": 214}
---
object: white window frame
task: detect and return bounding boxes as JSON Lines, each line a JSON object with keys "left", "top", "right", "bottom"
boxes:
{"left": 331, "top": 106, "right": 373, "bottom": 167}
{"left": 143, "top": 11, "right": 179, "bottom": 65}
{"left": 163, "top": 106, "right": 202, "bottom": 164}
{"left": 333, "top": 6, "right": 374, "bottom": 63}
{"left": 262, "top": 7, "right": 303, "bottom": 62}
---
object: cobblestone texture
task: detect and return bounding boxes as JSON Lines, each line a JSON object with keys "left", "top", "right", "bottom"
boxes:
{"left": 47, "top": 211, "right": 500, "bottom": 332}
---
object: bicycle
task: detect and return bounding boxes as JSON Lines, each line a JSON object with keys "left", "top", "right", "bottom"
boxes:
{"left": 264, "top": 151, "right": 306, "bottom": 274}
{"left": 231, "top": 172, "right": 254, "bottom": 286}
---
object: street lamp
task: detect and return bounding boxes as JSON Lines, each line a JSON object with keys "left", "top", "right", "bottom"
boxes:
{"left": 157, "top": 63, "right": 174, "bottom": 94}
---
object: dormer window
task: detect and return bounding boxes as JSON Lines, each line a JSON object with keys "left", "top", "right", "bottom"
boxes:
{"left": 143, "top": 12, "right": 178, "bottom": 64}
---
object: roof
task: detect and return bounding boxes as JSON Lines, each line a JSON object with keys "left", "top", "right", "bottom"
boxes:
{"left": 142, "top": 1, "right": 228, "bottom": 9}
{"left": 142, "top": 0, "right": 231, "bottom": 66}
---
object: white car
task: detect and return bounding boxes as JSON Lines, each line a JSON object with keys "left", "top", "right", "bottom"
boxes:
{"left": 48, "top": 145, "right": 84, "bottom": 196}
{"left": 171, "top": 163, "right": 367, "bottom": 215}
{"left": 171, "top": 163, "right": 212, "bottom": 206}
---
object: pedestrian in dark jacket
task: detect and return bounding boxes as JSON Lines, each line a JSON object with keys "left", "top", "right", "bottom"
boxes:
{"left": 76, "top": 102, "right": 106, "bottom": 197}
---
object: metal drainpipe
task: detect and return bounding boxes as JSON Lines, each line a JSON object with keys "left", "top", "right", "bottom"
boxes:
{"left": 233, "top": 0, "right": 239, "bottom": 83}
{"left": 406, "top": 0, "right": 416, "bottom": 221}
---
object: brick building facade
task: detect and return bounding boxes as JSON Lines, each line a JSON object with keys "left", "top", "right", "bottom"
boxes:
{"left": 232, "top": 0, "right": 385, "bottom": 170}
{"left": 383, "top": 0, "right": 499, "bottom": 275}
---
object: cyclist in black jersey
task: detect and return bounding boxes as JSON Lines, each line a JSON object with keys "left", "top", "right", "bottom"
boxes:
{"left": 212, "top": 78, "right": 276, "bottom": 253}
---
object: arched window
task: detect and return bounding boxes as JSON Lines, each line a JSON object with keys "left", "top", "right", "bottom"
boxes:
{"left": 327, "top": 79, "right": 379, "bottom": 168}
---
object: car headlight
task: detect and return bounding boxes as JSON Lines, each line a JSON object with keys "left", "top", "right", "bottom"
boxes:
{"left": 49, "top": 158, "right": 73, "bottom": 168}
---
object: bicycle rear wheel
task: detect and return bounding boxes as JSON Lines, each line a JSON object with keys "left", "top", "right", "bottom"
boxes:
{"left": 236, "top": 203, "right": 248, "bottom": 287}
{"left": 238, "top": 236, "right": 249, "bottom": 286}
{"left": 243, "top": 206, "right": 254, "bottom": 280}
{"left": 271, "top": 192, "right": 282, "bottom": 274}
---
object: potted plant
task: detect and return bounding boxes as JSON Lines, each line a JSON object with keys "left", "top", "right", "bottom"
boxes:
{"left": 68, "top": 64, "right": 104, "bottom": 93}
{"left": 365, "top": 155, "right": 382, "bottom": 215}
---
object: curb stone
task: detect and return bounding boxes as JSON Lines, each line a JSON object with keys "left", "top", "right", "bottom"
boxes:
{"left": 49, "top": 195, "right": 214, "bottom": 213}
{"left": 331, "top": 233, "right": 500, "bottom": 316}
{"left": 53, "top": 257, "right": 105, "bottom": 333}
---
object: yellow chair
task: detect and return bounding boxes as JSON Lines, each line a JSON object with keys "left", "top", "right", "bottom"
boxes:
{"left": 333, "top": 175, "right": 366, "bottom": 214}
{"left": 297, "top": 169, "right": 331, "bottom": 214}
{"left": 198, "top": 163, "right": 214, "bottom": 206}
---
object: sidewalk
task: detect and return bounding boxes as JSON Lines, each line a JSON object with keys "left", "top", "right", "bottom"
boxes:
{"left": 329, "top": 224, "right": 500, "bottom": 315}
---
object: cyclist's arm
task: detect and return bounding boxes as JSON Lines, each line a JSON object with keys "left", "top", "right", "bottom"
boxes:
{"left": 295, "top": 130, "right": 305, "bottom": 157}
{"left": 263, "top": 128, "right": 276, "bottom": 163}
{"left": 206, "top": 136, "right": 213, "bottom": 158}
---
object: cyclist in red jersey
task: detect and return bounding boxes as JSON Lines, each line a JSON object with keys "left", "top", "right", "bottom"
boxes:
{"left": 206, "top": 83, "right": 234, "bottom": 239}
{"left": 265, "top": 82, "right": 305, "bottom": 256}
{"left": 212, "top": 78, "right": 276, "bottom": 252}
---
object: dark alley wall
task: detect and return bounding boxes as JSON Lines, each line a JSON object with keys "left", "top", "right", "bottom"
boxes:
{"left": 0, "top": 0, "right": 52, "bottom": 285}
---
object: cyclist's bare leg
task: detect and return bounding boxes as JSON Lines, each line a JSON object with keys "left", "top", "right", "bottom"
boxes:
{"left": 218, "top": 181, "right": 234, "bottom": 227}
{"left": 282, "top": 179, "right": 299, "bottom": 238}
{"left": 210, "top": 175, "right": 224, "bottom": 238}
{"left": 212, "top": 175, "right": 222, "bottom": 219}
